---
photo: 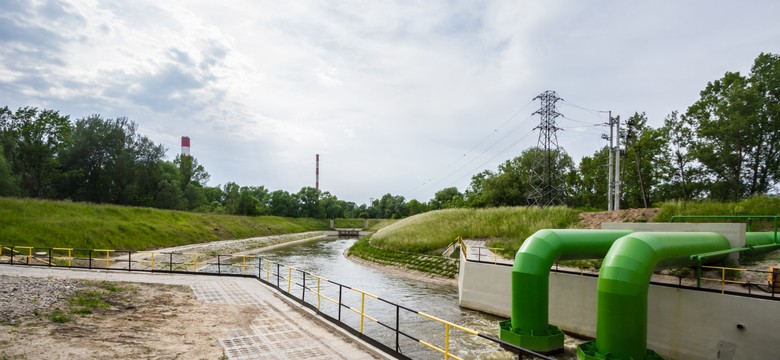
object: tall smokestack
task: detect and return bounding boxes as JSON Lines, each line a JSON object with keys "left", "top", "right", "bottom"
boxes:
{"left": 181, "top": 136, "right": 191, "bottom": 156}
{"left": 316, "top": 154, "right": 320, "bottom": 190}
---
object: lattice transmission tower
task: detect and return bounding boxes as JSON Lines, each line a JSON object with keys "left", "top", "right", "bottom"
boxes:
{"left": 529, "top": 90, "right": 566, "bottom": 206}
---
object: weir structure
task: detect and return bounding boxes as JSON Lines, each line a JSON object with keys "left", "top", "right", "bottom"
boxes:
{"left": 499, "top": 221, "right": 780, "bottom": 360}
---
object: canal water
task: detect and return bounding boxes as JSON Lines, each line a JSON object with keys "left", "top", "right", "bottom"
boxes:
{"left": 254, "top": 237, "right": 581, "bottom": 359}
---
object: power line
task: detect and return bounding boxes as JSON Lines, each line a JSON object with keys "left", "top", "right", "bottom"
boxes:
{"left": 413, "top": 100, "right": 535, "bottom": 191}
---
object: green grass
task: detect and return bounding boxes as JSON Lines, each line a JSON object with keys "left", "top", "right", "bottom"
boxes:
{"left": 348, "top": 237, "right": 459, "bottom": 277}
{"left": 0, "top": 197, "right": 330, "bottom": 250}
{"left": 370, "top": 206, "right": 580, "bottom": 255}
{"left": 655, "top": 196, "right": 780, "bottom": 230}
{"left": 48, "top": 310, "right": 70, "bottom": 323}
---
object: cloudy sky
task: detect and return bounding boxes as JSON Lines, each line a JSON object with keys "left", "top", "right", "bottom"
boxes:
{"left": 2, "top": 1, "right": 779, "bottom": 204}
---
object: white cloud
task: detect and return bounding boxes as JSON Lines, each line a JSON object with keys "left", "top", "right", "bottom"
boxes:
{"left": 2, "top": 0, "right": 780, "bottom": 202}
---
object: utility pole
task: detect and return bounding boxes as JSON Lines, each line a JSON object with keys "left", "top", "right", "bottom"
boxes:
{"left": 604, "top": 112, "right": 614, "bottom": 211}
{"left": 614, "top": 115, "right": 621, "bottom": 211}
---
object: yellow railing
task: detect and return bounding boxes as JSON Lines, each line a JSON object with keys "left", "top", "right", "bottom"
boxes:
{"left": 182, "top": 253, "right": 203, "bottom": 272}
{"left": 52, "top": 248, "right": 74, "bottom": 267}
{"left": 456, "top": 236, "right": 466, "bottom": 258}
{"left": 0, "top": 245, "right": 514, "bottom": 359}
{"left": 230, "top": 255, "right": 253, "bottom": 275}
{"left": 93, "top": 249, "right": 114, "bottom": 268}
{"left": 418, "top": 312, "right": 478, "bottom": 360}
{"left": 701, "top": 265, "right": 748, "bottom": 294}
{"left": 136, "top": 251, "right": 159, "bottom": 271}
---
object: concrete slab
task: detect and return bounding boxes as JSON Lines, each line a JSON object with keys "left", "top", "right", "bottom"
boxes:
{"left": 0, "top": 266, "right": 389, "bottom": 360}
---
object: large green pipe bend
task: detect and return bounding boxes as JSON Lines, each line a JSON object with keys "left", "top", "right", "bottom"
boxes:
{"left": 578, "top": 232, "right": 730, "bottom": 360}
{"left": 501, "top": 229, "right": 633, "bottom": 352}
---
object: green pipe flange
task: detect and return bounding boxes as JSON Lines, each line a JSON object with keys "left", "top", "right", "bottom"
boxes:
{"left": 577, "top": 341, "right": 664, "bottom": 360}
{"left": 499, "top": 319, "right": 564, "bottom": 354}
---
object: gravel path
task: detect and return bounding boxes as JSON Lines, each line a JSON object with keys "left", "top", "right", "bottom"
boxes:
{"left": 0, "top": 275, "right": 84, "bottom": 322}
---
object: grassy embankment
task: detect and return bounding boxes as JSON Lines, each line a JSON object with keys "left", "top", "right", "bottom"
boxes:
{"left": 0, "top": 197, "right": 330, "bottom": 250}
{"left": 348, "top": 207, "right": 580, "bottom": 277}
{"left": 656, "top": 196, "right": 780, "bottom": 230}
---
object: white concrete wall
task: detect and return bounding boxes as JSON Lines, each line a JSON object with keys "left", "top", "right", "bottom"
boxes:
{"left": 457, "top": 250, "right": 512, "bottom": 316}
{"left": 459, "top": 257, "right": 780, "bottom": 360}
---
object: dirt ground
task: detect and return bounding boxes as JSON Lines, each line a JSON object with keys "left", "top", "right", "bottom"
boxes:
{"left": 0, "top": 280, "right": 253, "bottom": 360}
{"left": 576, "top": 208, "right": 660, "bottom": 229}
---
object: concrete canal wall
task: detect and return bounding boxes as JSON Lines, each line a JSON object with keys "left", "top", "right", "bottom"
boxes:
{"left": 458, "top": 254, "right": 780, "bottom": 360}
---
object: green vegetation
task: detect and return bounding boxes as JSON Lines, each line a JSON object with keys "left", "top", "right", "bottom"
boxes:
{"left": 655, "top": 196, "right": 780, "bottom": 230}
{"left": 370, "top": 207, "right": 580, "bottom": 255}
{"left": 348, "top": 237, "right": 458, "bottom": 278}
{"left": 0, "top": 197, "right": 329, "bottom": 250}
{"left": 48, "top": 310, "right": 70, "bottom": 323}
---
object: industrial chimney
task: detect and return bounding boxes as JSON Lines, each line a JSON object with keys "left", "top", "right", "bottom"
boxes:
{"left": 181, "top": 136, "right": 190, "bottom": 156}
{"left": 315, "top": 154, "right": 320, "bottom": 190}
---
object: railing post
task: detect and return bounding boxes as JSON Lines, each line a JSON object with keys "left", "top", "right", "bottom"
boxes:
{"left": 360, "top": 292, "right": 366, "bottom": 333}
{"left": 89, "top": 249, "right": 92, "bottom": 269}
{"left": 9, "top": 246, "right": 13, "bottom": 266}
{"left": 444, "top": 323, "right": 450, "bottom": 360}
{"left": 217, "top": 255, "right": 221, "bottom": 274}
{"left": 258, "top": 257, "right": 262, "bottom": 279}
{"left": 48, "top": 248, "right": 52, "bottom": 267}
{"left": 169, "top": 253, "right": 173, "bottom": 272}
{"left": 317, "top": 277, "right": 322, "bottom": 310}
{"left": 696, "top": 260, "right": 702, "bottom": 288}
{"left": 338, "top": 284, "right": 343, "bottom": 322}
{"left": 302, "top": 272, "right": 306, "bottom": 302}
{"left": 395, "top": 305, "right": 400, "bottom": 352}
{"left": 276, "top": 263, "right": 280, "bottom": 288}
{"left": 288, "top": 267, "right": 292, "bottom": 293}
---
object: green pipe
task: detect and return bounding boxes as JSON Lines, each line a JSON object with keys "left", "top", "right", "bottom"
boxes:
{"left": 499, "top": 229, "right": 633, "bottom": 353}
{"left": 746, "top": 232, "right": 777, "bottom": 246}
{"left": 577, "top": 232, "right": 730, "bottom": 360}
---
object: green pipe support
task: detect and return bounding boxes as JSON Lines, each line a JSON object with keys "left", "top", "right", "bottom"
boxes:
{"left": 500, "top": 229, "right": 634, "bottom": 353}
{"left": 577, "top": 232, "right": 730, "bottom": 360}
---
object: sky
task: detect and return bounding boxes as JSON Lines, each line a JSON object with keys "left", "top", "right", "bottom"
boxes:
{"left": 2, "top": 1, "right": 779, "bottom": 205}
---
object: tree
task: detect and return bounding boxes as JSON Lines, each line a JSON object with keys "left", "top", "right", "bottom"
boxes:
{"left": 655, "top": 111, "right": 707, "bottom": 201}
{"left": 620, "top": 112, "right": 670, "bottom": 208}
{"left": 0, "top": 144, "right": 19, "bottom": 196}
{"left": 268, "top": 190, "right": 298, "bottom": 217}
{"left": 0, "top": 107, "right": 71, "bottom": 198}
{"left": 58, "top": 115, "right": 165, "bottom": 204}
{"left": 430, "top": 187, "right": 464, "bottom": 209}
{"left": 572, "top": 147, "right": 610, "bottom": 209}
{"left": 297, "top": 187, "right": 324, "bottom": 218}
{"left": 467, "top": 147, "right": 573, "bottom": 207}
{"left": 686, "top": 53, "right": 780, "bottom": 199}
{"left": 406, "top": 199, "right": 428, "bottom": 216}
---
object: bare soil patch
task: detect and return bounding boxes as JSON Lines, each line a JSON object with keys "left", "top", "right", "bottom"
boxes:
{"left": 577, "top": 208, "right": 660, "bottom": 229}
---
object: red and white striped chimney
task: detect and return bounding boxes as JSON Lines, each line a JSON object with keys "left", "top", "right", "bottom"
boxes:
{"left": 181, "top": 136, "right": 190, "bottom": 156}
{"left": 315, "top": 154, "right": 320, "bottom": 190}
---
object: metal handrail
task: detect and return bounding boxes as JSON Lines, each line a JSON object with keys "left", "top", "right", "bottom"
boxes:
{"left": 0, "top": 244, "right": 550, "bottom": 360}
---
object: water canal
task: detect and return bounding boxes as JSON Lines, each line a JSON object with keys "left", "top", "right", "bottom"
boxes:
{"left": 253, "top": 237, "right": 581, "bottom": 359}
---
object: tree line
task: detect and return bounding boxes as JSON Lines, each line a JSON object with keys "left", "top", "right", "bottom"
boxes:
{"left": 1, "top": 52, "right": 777, "bottom": 218}
{"left": 427, "top": 52, "right": 780, "bottom": 210}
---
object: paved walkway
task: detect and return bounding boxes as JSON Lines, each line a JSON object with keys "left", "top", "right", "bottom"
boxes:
{"left": 0, "top": 266, "right": 388, "bottom": 360}
{"left": 461, "top": 240, "right": 513, "bottom": 264}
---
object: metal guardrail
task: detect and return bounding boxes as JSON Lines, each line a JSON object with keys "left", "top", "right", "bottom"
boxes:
{"left": 460, "top": 245, "right": 779, "bottom": 300}
{"left": 0, "top": 244, "right": 551, "bottom": 360}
